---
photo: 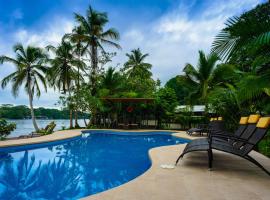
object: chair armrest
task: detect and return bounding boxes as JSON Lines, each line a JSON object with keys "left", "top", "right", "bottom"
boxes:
{"left": 208, "top": 129, "right": 227, "bottom": 137}
{"left": 209, "top": 134, "right": 253, "bottom": 145}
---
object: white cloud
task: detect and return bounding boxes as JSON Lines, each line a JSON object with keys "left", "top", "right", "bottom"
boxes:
{"left": 14, "top": 18, "right": 74, "bottom": 47}
{"left": 0, "top": 17, "right": 75, "bottom": 107}
{"left": 115, "top": 0, "right": 262, "bottom": 84}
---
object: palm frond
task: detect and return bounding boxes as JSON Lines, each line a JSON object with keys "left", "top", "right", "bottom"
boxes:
{"left": 237, "top": 74, "right": 270, "bottom": 102}
{"left": 0, "top": 56, "right": 20, "bottom": 65}
{"left": 1, "top": 72, "right": 17, "bottom": 89}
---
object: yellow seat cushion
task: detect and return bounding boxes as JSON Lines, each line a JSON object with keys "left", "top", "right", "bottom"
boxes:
{"left": 256, "top": 117, "right": 270, "bottom": 128}
{"left": 218, "top": 117, "right": 223, "bottom": 121}
{"left": 248, "top": 114, "right": 260, "bottom": 123}
{"left": 210, "top": 118, "right": 213, "bottom": 121}
{"left": 239, "top": 117, "right": 248, "bottom": 125}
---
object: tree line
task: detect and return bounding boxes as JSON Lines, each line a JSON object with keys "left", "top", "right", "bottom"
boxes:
{"left": 0, "top": 104, "right": 88, "bottom": 119}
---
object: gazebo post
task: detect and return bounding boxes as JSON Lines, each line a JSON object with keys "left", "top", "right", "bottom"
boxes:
{"left": 100, "top": 98, "right": 155, "bottom": 129}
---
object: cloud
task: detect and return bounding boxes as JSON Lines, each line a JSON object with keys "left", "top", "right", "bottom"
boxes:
{"left": 14, "top": 17, "right": 74, "bottom": 47}
{"left": 0, "top": 17, "right": 75, "bottom": 107}
{"left": 115, "top": 0, "right": 262, "bottom": 84}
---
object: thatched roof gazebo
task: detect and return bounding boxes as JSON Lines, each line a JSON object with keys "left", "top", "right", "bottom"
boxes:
{"left": 100, "top": 97, "right": 155, "bottom": 129}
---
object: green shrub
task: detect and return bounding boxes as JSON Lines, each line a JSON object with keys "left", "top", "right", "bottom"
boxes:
{"left": 38, "top": 121, "right": 56, "bottom": 135}
{"left": 258, "top": 131, "right": 270, "bottom": 157}
{"left": 86, "top": 124, "right": 97, "bottom": 129}
{"left": 0, "top": 119, "right": 16, "bottom": 139}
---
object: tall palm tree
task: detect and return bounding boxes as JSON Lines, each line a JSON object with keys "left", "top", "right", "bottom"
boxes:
{"left": 74, "top": 5, "right": 121, "bottom": 95}
{"left": 183, "top": 50, "right": 234, "bottom": 105}
{"left": 123, "top": 48, "right": 152, "bottom": 79}
{"left": 0, "top": 44, "right": 48, "bottom": 132}
{"left": 65, "top": 26, "right": 88, "bottom": 127}
{"left": 46, "top": 40, "right": 85, "bottom": 128}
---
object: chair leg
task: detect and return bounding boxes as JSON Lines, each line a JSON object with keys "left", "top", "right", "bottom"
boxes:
{"left": 208, "top": 149, "right": 213, "bottom": 169}
{"left": 245, "top": 155, "right": 270, "bottom": 176}
{"left": 175, "top": 153, "right": 184, "bottom": 166}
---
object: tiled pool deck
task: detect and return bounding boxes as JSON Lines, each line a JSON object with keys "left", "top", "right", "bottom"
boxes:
{"left": 0, "top": 130, "right": 269, "bottom": 200}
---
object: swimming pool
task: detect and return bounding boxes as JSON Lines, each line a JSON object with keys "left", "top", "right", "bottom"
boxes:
{"left": 0, "top": 130, "right": 189, "bottom": 199}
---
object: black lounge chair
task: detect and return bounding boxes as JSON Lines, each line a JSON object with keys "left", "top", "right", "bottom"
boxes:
{"left": 176, "top": 116, "right": 270, "bottom": 176}
{"left": 193, "top": 116, "right": 251, "bottom": 145}
{"left": 186, "top": 123, "right": 208, "bottom": 136}
{"left": 187, "top": 117, "right": 224, "bottom": 136}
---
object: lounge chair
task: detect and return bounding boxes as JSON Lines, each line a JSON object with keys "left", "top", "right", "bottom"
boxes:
{"left": 175, "top": 116, "right": 270, "bottom": 176}
{"left": 186, "top": 117, "right": 224, "bottom": 136}
{"left": 193, "top": 115, "right": 252, "bottom": 145}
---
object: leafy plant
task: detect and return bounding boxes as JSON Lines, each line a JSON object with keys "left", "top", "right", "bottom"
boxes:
{"left": 0, "top": 119, "right": 16, "bottom": 139}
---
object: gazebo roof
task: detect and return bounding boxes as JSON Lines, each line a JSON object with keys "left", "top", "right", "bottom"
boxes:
{"left": 101, "top": 97, "right": 154, "bottom": 103}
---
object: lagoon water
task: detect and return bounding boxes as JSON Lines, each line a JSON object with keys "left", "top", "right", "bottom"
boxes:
{"left": 7, "top": 119, "right": 87, "bottom": 138}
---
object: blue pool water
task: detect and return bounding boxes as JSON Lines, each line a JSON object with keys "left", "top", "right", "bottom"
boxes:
{"left": 0, "top": 130, "right": 189, "bottom": 199}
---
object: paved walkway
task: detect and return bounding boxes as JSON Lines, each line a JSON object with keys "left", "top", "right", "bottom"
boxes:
{"left": 0, "top": 129, "right": 82, "bottom": 147}
{"left": 85, "top": 143, "right": 270, "bottom": 200}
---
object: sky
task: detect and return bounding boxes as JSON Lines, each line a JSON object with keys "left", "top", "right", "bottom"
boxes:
{"left": 0, "top": 0, "right": 266, "bottom": 108}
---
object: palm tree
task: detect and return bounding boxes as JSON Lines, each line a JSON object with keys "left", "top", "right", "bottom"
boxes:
{"left": 123, "top": 48, "right": 152, "bottom": 79}
{"left": 101, "top": 67, "right": 123, "bottom": 96}
{"left": 65, "top": 26, "right": 88, "bottom": 127}
{"left": 0, "top": 44, "right": 48, "bottom": 132}
{"left": 211, "top": 3, "right": 270, "bottom": 61}
{"left": 211, "top": 3, "right": 270, "bottom": 102}
{"left": 46, "top": 40, "right": 85, "bottom": 128}
{"left": 183, "top": 50, "right": 234, "bottom": 105}
{"left": 74, "top": 5, "right": 121, "bottom": 95}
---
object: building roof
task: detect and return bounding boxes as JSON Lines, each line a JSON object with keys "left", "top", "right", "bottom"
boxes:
{"left": 101, "top": 98, "right": 154, "bottom": 103}
{"left": 175, "top": 105, "right": 206, "bottom": 113}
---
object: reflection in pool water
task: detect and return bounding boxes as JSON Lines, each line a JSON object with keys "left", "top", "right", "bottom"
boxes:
{"left": 0, "top": 131, "right": 189, "bottom": 199}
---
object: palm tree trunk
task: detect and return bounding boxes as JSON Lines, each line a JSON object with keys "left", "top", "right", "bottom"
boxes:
{"left": 83, "top": 116, "right": 87, "bottom": 127}
{"left": 68, "top": 91, "right": 73, "bottom": 129}
{"left": 74, "top": 110, "right": 79, "bottom": 128}
{"left": 70, "top": 109, "right": 73, "bottom": 129}
{"left": 91, "top": 45, "right": 98, "bottom": 96}
{"left": 75, "top": 54, "right": 80, "bottom": 128}
{"left": 28, "top": 86, "right": 39, "bottom": 132}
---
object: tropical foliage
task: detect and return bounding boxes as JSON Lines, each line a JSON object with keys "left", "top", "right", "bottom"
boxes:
{"left": 73, "top": 6, "right": 121, "bottom": 95}
{"left": 0, "top": 119, "right": 16, "bottom": 139}
{"left": 0, "top": 44, "right": 48, "bottom": 132}
{"left": 0, "top": 2, "right": 269, "bottom": 155}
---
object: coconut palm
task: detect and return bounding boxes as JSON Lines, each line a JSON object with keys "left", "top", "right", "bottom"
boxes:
{"left": 183, "top": 50, "right": 235, "bottom": 105}
{"left": 65, "top": 26, "right": 88, "bottom": 86}
{"left": 64, "top": 26, "right": 88, "bottom": 127}
{"left": 0, "top": 44, "right": 48, "bottom": 132}
{"left": 100, "top": 67, "right": 123, "bottom": 96}
{"left": 211, "top": 3, "right": 270, "bottom": 61}
{"left": 123, "top": 48, "right": 152, "bottom": 79}
{"left": 212, "top": 3, "right": 270, "bottom": 102}
{"left": 46, "top": 40, "right": 85, "bottom": 128}
{"left": 74, "top": 5, "right": 121, "bottom": 95}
